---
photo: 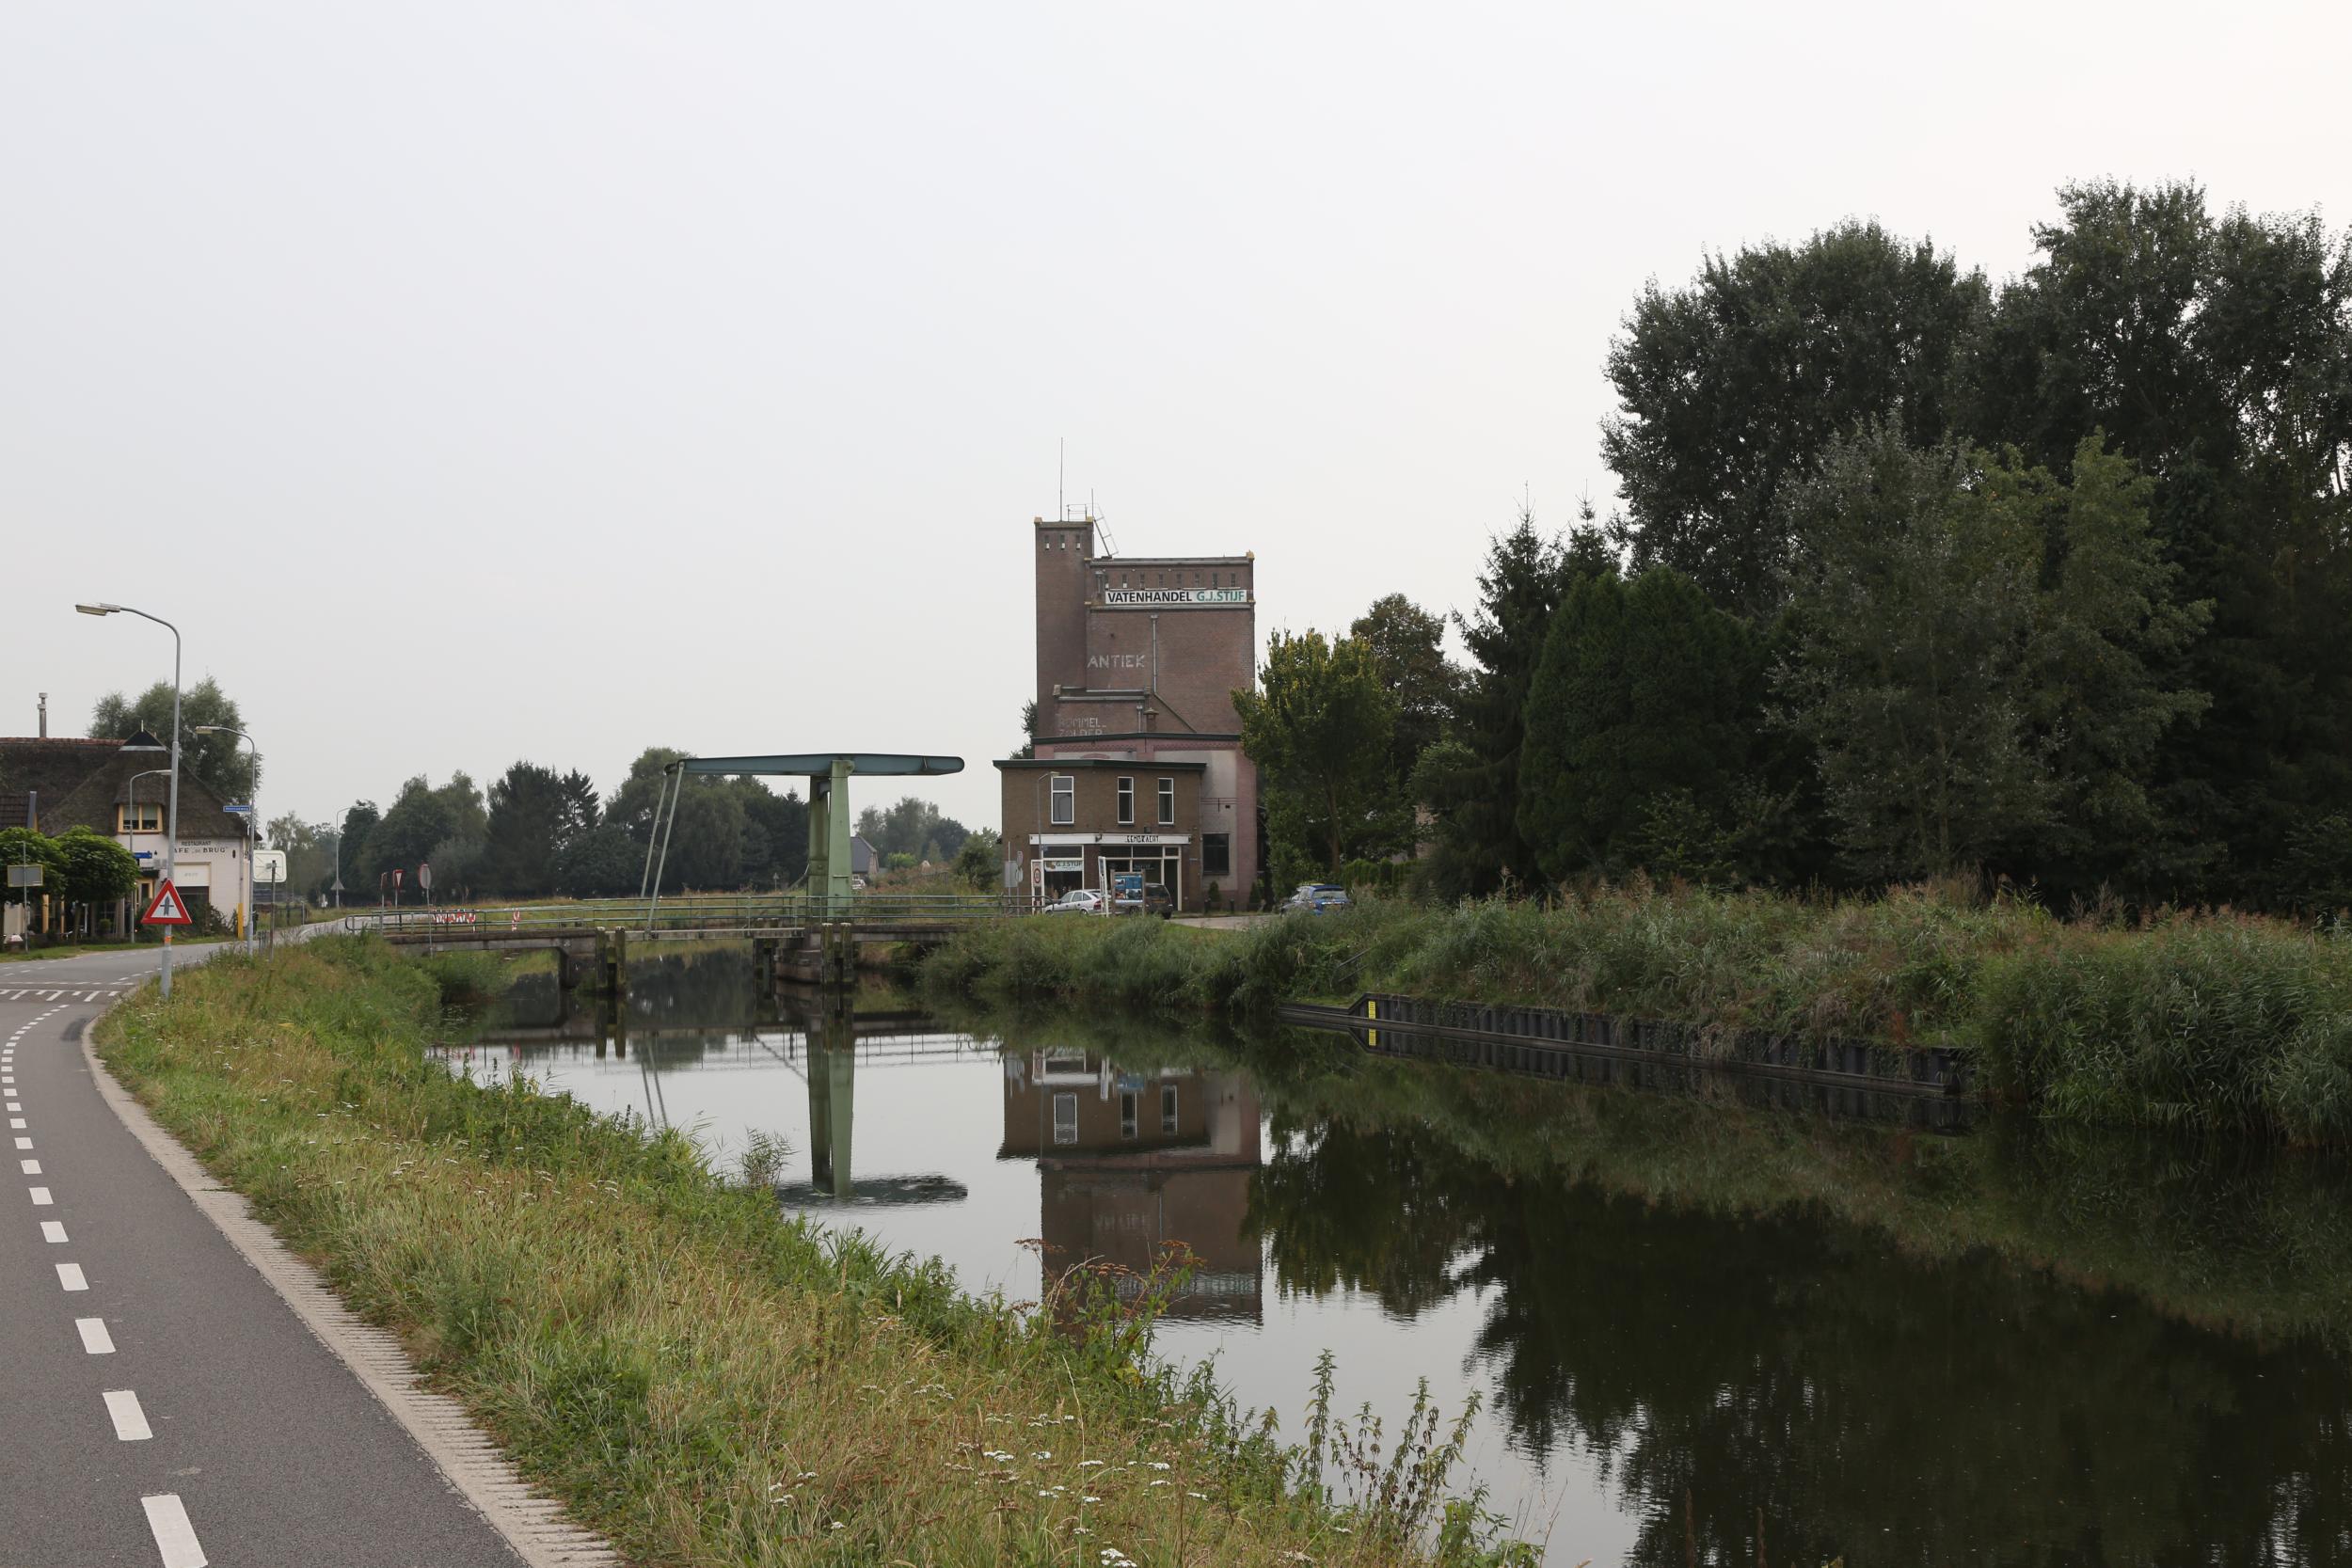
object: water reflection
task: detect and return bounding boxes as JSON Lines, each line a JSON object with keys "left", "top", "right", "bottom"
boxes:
{"left": 1000, "top": 1047, "right": 1263, "bottom": 1321}
{"left": 437, "top": 954, "right": 2352, "bottom": 1564}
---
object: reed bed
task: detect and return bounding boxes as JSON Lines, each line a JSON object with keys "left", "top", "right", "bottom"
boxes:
{"left": 920, "top": 890, "right": 2352, "bottom": 1143}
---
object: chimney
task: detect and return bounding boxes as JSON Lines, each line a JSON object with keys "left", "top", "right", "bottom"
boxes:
{"left": 38, "top": 692, "right": 47, "bottom": 738}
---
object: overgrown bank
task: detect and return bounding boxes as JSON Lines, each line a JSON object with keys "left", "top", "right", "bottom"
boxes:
{"left": 98, "top": 938, "right": 1527, "bottom": 1568}
{"left": 916, "top": 890, "right": 2352, "bottom": 1144}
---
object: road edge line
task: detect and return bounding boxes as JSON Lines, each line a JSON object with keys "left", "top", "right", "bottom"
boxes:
{"left": 80, "top": 1000, "right": 622, "bottom": 1568}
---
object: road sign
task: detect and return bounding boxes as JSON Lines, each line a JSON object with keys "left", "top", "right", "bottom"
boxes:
{"left": 142, "top": 879, "right": 194, "bottom": 926}
{"left": 417, "top": 862, "right": 433, "bottom": 892}
{"left": 6, "top": 863, "right": 41, "bottom": 888}
{"left": 224, "top": 802, "right": 254, "bottom": 816}
{"left": 254, "top": 849, "right": 288, "bottom": 884}
{"left": 392, "top": 868, "right": 403, "bottom": 888}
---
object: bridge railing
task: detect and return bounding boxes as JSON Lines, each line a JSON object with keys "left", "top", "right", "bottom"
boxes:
{"left": 344, "top": 891, "right": 1046, "bottom": 935}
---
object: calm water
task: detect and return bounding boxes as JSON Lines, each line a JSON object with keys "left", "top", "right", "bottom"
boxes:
{"left": 436, "top": 952, "right": 2352, "bottom": 1566}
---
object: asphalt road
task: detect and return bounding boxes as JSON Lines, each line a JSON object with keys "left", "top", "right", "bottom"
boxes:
{"left": 0, "top": 942, "right": 526, "bottom": 1567}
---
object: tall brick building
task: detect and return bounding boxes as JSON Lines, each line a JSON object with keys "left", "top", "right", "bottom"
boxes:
{"left": 998, "top": 515, "right": 1260, "bottom": 910}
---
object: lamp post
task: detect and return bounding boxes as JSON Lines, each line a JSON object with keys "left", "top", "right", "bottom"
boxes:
{"left": 193, "top": 725, "right": 259, "bottom": 956}
{"left": 127, "top": 767, "right": 169, "bottom": 938}
{"left": 76, "top": 603, "right": 182, "bottom": 999}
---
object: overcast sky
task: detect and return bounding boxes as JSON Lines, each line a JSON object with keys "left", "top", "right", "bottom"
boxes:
{"left": 4, "top": 2, "right": 2344, "bottom": 832}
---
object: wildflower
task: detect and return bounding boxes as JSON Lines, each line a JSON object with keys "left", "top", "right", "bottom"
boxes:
{"left": 1032, "top": 1450, "right": 1053, "bottom": 1461}
{"left": 1078, "top": 1459, "right": 1105, "bottom": 1468}
{"left": 1187, "top": 1492, "right": 1207, "bottom": 1500}
{"left": 1146, "top": 1462, "right": 1171, "bottom": 1471}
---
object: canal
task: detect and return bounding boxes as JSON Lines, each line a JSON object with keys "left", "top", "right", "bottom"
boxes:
{"left": 435, "top": 951, "right": 2352, "bottom": 1565}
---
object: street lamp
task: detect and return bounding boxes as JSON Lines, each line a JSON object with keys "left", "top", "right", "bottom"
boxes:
{"left": 193, "top": 725, "right": 259, "bottom": 955}
{"left": 76, "top": 602, "right": 183, "bottom": 999}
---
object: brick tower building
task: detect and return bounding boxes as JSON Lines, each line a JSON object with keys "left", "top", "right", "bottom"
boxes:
{"left": 998, "top": 515, "right": 1260, "bottom": 911}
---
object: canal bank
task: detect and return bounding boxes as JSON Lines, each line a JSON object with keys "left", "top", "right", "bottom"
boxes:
{"left": 914, "top": 887, "right": 2352, "bottom": 1144}
{"left": 94, "top": 938, "right": 1531, "bottom": 1568}
{"left": 445, "top": 951, "right": 2352, "bottom": 1563}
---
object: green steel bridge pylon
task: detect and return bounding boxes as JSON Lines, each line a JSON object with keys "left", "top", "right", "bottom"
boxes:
{"left": 640, "top": 752, "right": 964, "bottom": 927}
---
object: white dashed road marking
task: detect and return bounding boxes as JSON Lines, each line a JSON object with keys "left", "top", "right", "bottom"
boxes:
{"left": 22, "top": 1159, "right": 40, "bottom": 1175}
{"left": 103, "top": 1389, "right": 153, "bottom": 1441}
{"left": 57, "top": 1262, "right": 87, "bottom": 1291}
{"left": 29, "top": 1186, "right": 53, "bottom": 1206}
{"left": 141, "top": 1494, "right": 209, "bottom": 1568}
{"left": 77, "top": 1318, "right": 116, "bottom": 1354}
{"left": 41, "top": 1220, "right": 66, "bottom": 1243}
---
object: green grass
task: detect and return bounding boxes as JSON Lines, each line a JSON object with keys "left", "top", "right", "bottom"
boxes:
{"left": 918, "top": 889, "right": 2352, "bottom": 1144}
{"left": 96, "top": 938, "right": 1529, "bottom": 1568}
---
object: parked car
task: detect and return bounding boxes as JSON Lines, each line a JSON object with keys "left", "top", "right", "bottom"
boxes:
{"left": 1284, "top": 882, "right": 1351, "bottom": 913}
{"left": 1043, "top": 889, "right": 1108, "bottom": 914}
{"left": 1114, "top": 883, "right": 1176, "bottom": 918}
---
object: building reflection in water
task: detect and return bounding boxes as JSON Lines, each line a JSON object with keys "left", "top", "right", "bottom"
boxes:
{"left": 998, "top": 1047, "right": 1263, "bottom": 1323}
{"left": 454, "top": 967, "right": 1265, "bottom": 1318}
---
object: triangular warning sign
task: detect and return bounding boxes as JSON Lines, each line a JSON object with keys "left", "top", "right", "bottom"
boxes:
{"left": 142, "top": 879, "right": 194, "bottom": 927}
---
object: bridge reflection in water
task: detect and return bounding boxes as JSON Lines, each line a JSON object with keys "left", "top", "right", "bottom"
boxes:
{"left": 443, "top": 968, "right": 1263, "bottom": 1323}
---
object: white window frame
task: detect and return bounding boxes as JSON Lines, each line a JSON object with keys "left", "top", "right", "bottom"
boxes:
{"left": 1049, "top": 774, "right": 1074, "bottom": 826}
{"left": 1117, "top": 777, "right": 1135, "bottom": 826}
{"left": 1053, "top": 1093, "right": 1079, "bottom": 1145}
{"left": 1157, "top": 778, "right": 1175, "bottom": 826}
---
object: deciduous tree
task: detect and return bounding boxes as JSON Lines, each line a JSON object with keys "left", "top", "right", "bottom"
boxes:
{"left": 1603, "top": 222, "right": 1988, "bottom": 613}
{"left": 91, "top": 677, "right": 259, "bottom": 800}
{"left": 1775, "top": 426, "right": 2206, "bottom": 881}
{"left": 1235, "top": 628, "right": 1397, "bottom": 879}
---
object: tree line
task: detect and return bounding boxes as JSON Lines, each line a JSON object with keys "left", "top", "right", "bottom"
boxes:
{"left": 81, "top": 685, "right": 991, "bottom": 903}
{"left": 269, "top": 751, "right": 981, "bottom": 904}
{"left": 1242, "top": 181, "right": 2352, "bottom": 911}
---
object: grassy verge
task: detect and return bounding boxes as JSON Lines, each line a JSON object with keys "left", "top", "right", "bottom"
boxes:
{"left": 97, "top": 938, "right": 1526, "bottom": 1568}
{"left": 2, "top": 934, "right": 233, "bottom": 962}
{"left": 916, "top": 888, "right": 2352, "bottom": 1143}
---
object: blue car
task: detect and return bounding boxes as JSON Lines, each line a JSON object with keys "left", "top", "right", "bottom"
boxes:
{"left": 1284, "top": 882, "right": 1352, "bottom": 913}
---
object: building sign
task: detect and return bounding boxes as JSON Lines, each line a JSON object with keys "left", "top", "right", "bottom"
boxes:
{"left": 1029, "top": 832, "right": 1191, "bottom": 847}
{"left": 1101, "top": 588, "right": 1250, "bottom": 607}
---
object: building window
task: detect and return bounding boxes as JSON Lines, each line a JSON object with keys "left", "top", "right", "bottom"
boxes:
{"left": 1120, "top": 1091, "right": 1138, "bottom": 1139}
{"left": 1117, "top": 777, "right": 1134, "bottom": 825}
{"left": 1054, "top": 1093, "right": 1078, "bottom": 1146}
{"left": 117, "top": 803, "right": 163, "bottom": 833}
{"left": 1160, "top": 1085, "right": 1179, "bottom": 1132}
{"left": 1050, "top": 775, "right": 1074, "bottom": 826}
{"left": 1202, "top": 833, "right": 1231, "bottom": 878}
{"left": 1157, "top": 778, "right": 1174, "bottom": 826}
